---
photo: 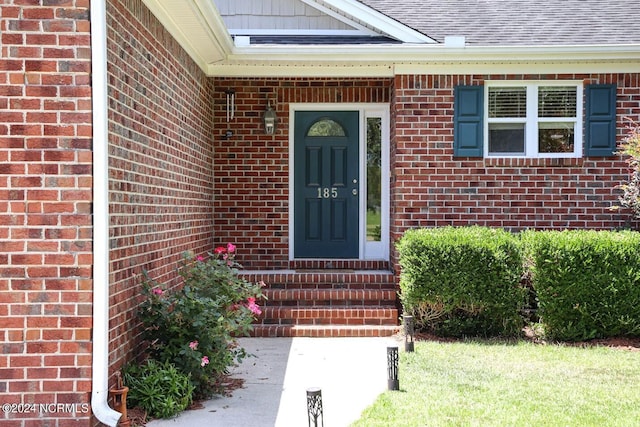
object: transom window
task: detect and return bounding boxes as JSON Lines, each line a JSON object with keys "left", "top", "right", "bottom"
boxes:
{"left": 486, "top": 82, "right": 583, "bottom": 158}
{"left": 307, "top": 118, "right": 346, "bottom": 137}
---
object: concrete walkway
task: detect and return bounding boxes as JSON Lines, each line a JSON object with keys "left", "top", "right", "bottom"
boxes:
{"left": 146, "top": 337, "right": 398, "bottom": 427}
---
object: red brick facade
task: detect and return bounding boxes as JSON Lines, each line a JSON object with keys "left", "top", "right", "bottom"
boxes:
{"left": 2, "top": 0, "right": 639, "bottom": 424}
{"left": 1, "top": 0, "right": 215, "bottom": 425}
{"left": 212, "top": 78, "right": 391, "bottom": 269}
{"left": 213, "top": 74, "right": 639, "bottom": 269}
{"left": 106, "top": 0, "right": 215, "bottom": 396}
{"left": 391, "top": 73, "right": 639, "bottom": 243}
{"left": 1, "top": 1, "right": 94, "bottom": 425}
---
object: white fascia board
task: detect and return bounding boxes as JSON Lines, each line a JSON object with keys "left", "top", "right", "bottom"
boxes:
{"left": 208, "top": 63, "right": 395, "bottom": 77}
{"left": 227, "top": 43, "right": 640, "bottom": 63}
{"left": 208, "top": 44, "right": 640, "bottom": 77}
{"left": 297, "top": 0, "right": 380, "bottom": 37}
{"left": 302, "top": 0, "right": 436, "bottom": 43}
{"left": 142, "top": 0, "right": 233, "bottom": 69}
{"left": 394, "top": 60, "right": 640, "bottom": 76}
{"left": 207, "top": 60, "right": 640, "bottom": 78}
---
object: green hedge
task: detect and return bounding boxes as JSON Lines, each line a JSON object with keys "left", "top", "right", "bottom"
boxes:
{"left": 397, "top": 226, "right": 525, "bottom": 337}
{"left": 525, "top": 230, "right": 640, "bottom": 341}
{"left": 398, "top": 227, "right": 640, "bottom": 341}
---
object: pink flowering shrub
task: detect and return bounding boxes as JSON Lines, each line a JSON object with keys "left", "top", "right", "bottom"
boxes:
{"left": 139, "top": 244, "right": 265, "bottom": 398}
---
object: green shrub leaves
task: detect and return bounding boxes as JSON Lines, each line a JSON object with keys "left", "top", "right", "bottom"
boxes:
{"left": 398, "top": 227, "right": 640, "bottom": 341}
{"left": 398, "top": 226, "right": 525, "bottom": 337}
{"left": 525, "top": 230, "right": 640, "bottom": 340}
{"left": 123, "top": 360, "right": 194, "bottom": 419}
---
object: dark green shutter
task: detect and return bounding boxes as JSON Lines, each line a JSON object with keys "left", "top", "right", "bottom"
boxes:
{"left": 585, "top": 84, "right": 617, "bottom": 156}
{"left": 454, "top": 85, "right": 484, "bottom": 157}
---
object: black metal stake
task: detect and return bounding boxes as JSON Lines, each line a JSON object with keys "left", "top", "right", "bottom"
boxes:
{"left": 404, "top": 314, "right": 415, "bottom": 353}
{"left": 387, "top": 346, "right": 399, "bottom": 391}
{"left": 307, "top": 387, "right": 324, "bottom": 427}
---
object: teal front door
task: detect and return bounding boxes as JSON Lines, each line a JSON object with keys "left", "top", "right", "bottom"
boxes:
{"left": 294, "top": 111, "right": 360, "bottom": 258}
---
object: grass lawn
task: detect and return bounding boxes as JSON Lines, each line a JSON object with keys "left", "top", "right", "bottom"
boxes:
{"left": 366, "top": 210, "right": 381, "bottom": 241}
{"left": 353, "top": 340, "right": 640, "bottom": 426}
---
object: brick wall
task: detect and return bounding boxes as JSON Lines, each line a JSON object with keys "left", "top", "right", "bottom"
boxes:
{"left": 1, "top": 1, "right": 94, "bottom": 426}
{"left": 213, "top": 74, "right": 640, "bottom": 270}
{"left": 212, "top": 78, "right": 391, "bottom": 269}
{"left": 107, "top": 0, "right": 215, "bottom": 388}
{"left": 391, "top": 73, "right": 640, "bottom": 244}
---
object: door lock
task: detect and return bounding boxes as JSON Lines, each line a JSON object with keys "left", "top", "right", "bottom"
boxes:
{"left": 352, "top": 189, "right": 358, "bottom": 196}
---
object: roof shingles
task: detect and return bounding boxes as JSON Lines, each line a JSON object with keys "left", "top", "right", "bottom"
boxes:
{"left": 358, "top": 0, "right": 640, "bottom": 45}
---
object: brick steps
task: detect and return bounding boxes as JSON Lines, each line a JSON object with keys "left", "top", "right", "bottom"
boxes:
{"left": 239, "top": 265, "right": 400, "bottom": 337}
{"left": 260, "top": 306, "right": 398, "bottom": 325}
{"left": 265, "top": 288, "right": 396, "bottom": 306}
{"left": 251, "top": 325, "right": 400, "bottom": 338}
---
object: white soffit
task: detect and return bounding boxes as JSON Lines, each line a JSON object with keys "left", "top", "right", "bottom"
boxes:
{"left": 142, "top": 0, "right": 233, "bottom": 70}
{"left": 210, "top": 44, "right": 640, "bottom": 77}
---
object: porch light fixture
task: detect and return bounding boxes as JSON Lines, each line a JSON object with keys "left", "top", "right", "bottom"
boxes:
{"left": 404, "top": 314, "right": 415, "bottom": 353}
{"left": 387, "top": 346, "right": 399, "bottom": 391}
{"left": 225, "top": 89, "right": 235, "bottom": 122}
{"left": 306, "top": 387, "right": 324, "bottom": 427}
{"left": 263, "top": 101, "right": 277, "bottom": 135}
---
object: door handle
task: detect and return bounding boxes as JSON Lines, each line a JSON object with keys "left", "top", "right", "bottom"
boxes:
{"left": 352, "top": 188, "right": 358, "bottom": 196}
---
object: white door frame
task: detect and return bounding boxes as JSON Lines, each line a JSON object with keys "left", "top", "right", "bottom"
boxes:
{"left": 288, "top": 103, "right": 390, "bottom": 260}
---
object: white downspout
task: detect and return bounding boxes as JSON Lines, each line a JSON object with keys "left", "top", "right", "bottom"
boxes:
{"left": 90, "top": 0, "right": 122, "bottom": 425}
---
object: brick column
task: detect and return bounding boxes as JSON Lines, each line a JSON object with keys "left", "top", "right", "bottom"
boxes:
{"left": 1, "top": 1, "right": 94, "bottom": 426}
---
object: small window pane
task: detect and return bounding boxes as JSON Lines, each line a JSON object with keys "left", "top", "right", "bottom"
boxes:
{"left": 539, "top": 87, "right": 577, "bottom": 118}
{"left": 488, "top": 87, "right": 527, "bottom": 118}
{"left": 489, "top": 123, "right": 525, "bottom": 154}
{"left": 539, "top": 122, "right": 575, "bottom": 153}
{"left": 307, "top": 119, "right": 346, "bottom": 137}
{"left": 366, "top": 118, "right": 381, "bottom": 242}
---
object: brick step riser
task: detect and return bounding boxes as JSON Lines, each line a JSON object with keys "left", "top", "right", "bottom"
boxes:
{"left": 258, "top": 308, "right": 398, "bottom": 326}
{"left": 263, "top": 289, "right": 397, "bottom": 301}
{"left": 241, "top": 276, "right": 396, "bottom": 287}
{"left": 262, "top": 301, "right": 397, "bottom": 308}
{"left": 264, "top": 284, "right": 396, "bottom": 293}
{"left": 260, "top": 318, "right": 399, "bottom": 326}
{"left": 251, "top": 325, "right": 400, "bottom": 338}
{"left": 289, "top": 260, "right": 390, "bottom": 270}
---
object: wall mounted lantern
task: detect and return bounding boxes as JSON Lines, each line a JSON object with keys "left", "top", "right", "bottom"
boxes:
{"left": 225, "top": 89, "right": 235, "bottom": 122}
{"left": 263, "top": 101, "right": 277, "bottom": 135}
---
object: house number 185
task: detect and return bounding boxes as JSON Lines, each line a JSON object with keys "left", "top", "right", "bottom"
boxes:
{"left": 317, "top": 187, "right": 338, "bottom": 199}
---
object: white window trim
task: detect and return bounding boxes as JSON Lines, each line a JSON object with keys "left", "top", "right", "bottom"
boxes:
{"left": 288, "top": 103, "right": 390, "bottom": 261}
{"left": 484, "top": 81, "right": 584, "bottom": 158}
{"left": 363, "top": 106, "right": 390, "bottom": 261}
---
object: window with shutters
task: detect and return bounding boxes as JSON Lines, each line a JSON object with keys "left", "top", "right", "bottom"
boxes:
{"left": 486, "top": 82, "right": 583, "bottom": 158}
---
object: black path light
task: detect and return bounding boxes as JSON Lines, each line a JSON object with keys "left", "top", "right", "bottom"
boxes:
{"left": 387, "top": 346, "right": 399, "bottom": 391}
{"left": 306, "top": 387, "right": 324, "bottom": 427}
{"left": 404, "top": 314, "right": 415, "bottom": 352}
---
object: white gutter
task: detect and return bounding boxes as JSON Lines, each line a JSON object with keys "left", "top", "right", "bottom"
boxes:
{"left": 90, "top": 0, "right": 122, "bottom": 426}
{"left": 227, "top": 43, "right": 640, "bottom": 63}
{"left": 207, "top": 43, "right": 640, "bottom": 77}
